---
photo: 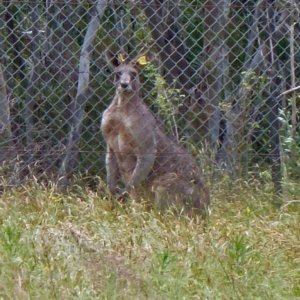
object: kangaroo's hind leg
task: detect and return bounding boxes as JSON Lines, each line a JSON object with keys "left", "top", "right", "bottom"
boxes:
{"left": 151, "top": 173, "right": 208, "bottom": 216}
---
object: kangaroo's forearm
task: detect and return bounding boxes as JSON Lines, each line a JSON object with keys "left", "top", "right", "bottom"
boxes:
{"left": 126, "top": 154, "right": 156, "bottom": 189}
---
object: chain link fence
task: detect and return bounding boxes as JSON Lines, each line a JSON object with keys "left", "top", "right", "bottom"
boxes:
{"left": 0, "top": 0, "right": 299, "bottom": 190}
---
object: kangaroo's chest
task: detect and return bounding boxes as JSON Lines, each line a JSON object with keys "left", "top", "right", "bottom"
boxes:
{"left": 101, "top": 104, "right": 140, "bottom": 152}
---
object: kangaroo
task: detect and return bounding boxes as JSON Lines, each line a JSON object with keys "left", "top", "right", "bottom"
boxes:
{"left": 101, "top": 49, "right": 210, "bottom": 215}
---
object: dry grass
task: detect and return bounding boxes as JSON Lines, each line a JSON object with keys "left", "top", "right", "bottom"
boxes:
{"left": 0, "top": 177, "right": 299, "bottom": 299}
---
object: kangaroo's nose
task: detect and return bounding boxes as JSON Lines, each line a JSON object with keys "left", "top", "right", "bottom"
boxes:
{"left": 121, "top": 82, "right": 129, "bottom": 89}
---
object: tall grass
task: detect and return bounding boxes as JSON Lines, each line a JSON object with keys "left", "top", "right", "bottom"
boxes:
{"left": 0, "top": 178, "right": 299, "bottom": 299}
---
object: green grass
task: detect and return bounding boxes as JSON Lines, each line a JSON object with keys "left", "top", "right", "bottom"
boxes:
{"left": 0, "top": 178, "right": 300, "bottom": 299}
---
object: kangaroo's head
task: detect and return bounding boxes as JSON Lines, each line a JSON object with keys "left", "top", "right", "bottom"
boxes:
{"left": 106, "top": 49, "right": 147, "bottom": 95}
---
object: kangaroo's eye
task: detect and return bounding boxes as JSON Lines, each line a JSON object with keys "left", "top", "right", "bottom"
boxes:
{"left": 115, "top": 72, "right": 121, "bottom": 80}
{"left": 131, "top": 72, "right": 137, "bottom": 78}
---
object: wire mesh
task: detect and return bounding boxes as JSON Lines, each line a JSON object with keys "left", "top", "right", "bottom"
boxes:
{"left": 0, "top": 0, "right": 299, "bottom": 191}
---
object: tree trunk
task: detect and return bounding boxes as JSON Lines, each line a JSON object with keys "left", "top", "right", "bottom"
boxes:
{"left": 197, "top": 0, "right": 230, "bottom": 153}
{"left": 264, "top": 0, "right": 281, "bottom": 197}
{"left": 24, "top": 0, "right": 40, "bottom": 167}
{"left": 0, "top": 63, "right": 14, "bottom": 164}
{"left": 58, "top": 0, "right": 108, "bottom": 184}
{"left": 141, "top": 0, "right": 194, "bottom": 138}
{"left": 3, "top": 1, "right": 26, "bottom": 83}
{"left": 43, "top": 1, "right": 79, "bottom": 146}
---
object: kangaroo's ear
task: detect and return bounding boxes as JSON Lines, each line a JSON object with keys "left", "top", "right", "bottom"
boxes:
{"left": 105, "top": 48, "right": 120, "bottom": 69}
{"left": 132, "top": 49, "right": 149, "bottom": 68}
{"left": 106, "top": 48, "right": 129, "bottom": 68}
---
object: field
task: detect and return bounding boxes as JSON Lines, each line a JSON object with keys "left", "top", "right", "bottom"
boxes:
{"left": 0, "top": 177, "right": 299, "bottom": 299}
